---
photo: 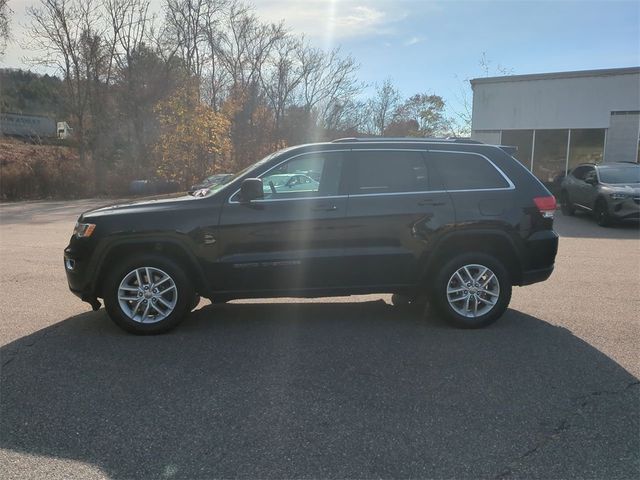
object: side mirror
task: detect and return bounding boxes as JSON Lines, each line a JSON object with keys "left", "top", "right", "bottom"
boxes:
{"left": 585, "top": 176, "right": 598, "bottom": 186}
{"left": 240, "top": 178, "right": 264, "bottom": 202}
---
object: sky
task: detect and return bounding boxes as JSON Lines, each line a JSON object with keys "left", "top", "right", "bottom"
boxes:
{"left": 3, "top": 0, "right": 640, "bottom": 114}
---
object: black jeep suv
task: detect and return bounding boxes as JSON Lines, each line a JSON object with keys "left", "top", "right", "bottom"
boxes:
{"left": 64, "top": 138, "right": 558, "bottom": 334}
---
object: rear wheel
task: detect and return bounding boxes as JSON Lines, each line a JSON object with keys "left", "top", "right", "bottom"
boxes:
{"left": 103, "top": 254, "right": 194, "bottom": 334}
{"left": 432, "top": 253, "right": 511, "bottom": 329}
{"left": 594, "top": 199, "right": 612, "bottom": 227}
{"left": 560, "top": 191, "right": 575, "bottom": 216}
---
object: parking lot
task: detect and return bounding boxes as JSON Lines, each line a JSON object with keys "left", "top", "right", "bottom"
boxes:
{"left": 0, "top": 199, "right": 638, "bottom": 479}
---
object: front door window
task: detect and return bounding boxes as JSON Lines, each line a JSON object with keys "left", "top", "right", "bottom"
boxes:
{"left": 261, "top": 152, "right": 343, "bottom": 199}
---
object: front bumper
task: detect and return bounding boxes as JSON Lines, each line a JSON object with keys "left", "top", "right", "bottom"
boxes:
{"left": 64, "top": 247, "right": 101, "bottom": 309}
{"left": 609, "top": 197, "right": 640, "bottom": 221}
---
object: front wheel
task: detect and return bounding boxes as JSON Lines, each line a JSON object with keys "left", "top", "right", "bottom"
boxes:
{"left": 594, "top": 199, "right": 612, "bottom": 227}
{"left": 103, "top": 254, "right": 194, "bottom": 334}
{"left": 432, "top": 253, "right": 512, "bottom": 329}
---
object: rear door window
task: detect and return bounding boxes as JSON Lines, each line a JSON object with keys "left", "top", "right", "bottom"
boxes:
{"left": 428, "top": 151, "right": 510, "bottom": 190}
{"left": 349, "top": 150, "right": 430, "bottom": 194}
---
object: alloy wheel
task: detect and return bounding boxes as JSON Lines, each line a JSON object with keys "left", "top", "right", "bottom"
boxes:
{"left": 117, "top": 267, "right": 178, "bottom": 324}
{"left": 446, "top": 264, "right": 500, "bottom": 318}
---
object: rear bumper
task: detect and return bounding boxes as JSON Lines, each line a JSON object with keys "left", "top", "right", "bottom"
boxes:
{"left": 521, "top": 265, "right": 555, "bottom": 285}
{"left": 519, "top": 229, "right": 558, "bottom": 285}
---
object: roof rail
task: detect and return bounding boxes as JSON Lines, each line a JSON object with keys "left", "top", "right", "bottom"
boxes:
{"left": 331, "top": 137, "right": 484, "bottom": 144}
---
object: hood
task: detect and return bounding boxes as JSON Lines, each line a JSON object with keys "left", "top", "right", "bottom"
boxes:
{"left": 601, "top": 183, "right": 640, "bottom": 194}
{"left": 80, "top": 192, "right": 199, "bottom": 219}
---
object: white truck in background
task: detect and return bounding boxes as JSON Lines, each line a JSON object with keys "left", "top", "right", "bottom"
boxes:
{"left": 56, "top": 121, "right": 72, "bottom": 139}
{"left": 0, "top": 112, "right": 72, "bottom": 140}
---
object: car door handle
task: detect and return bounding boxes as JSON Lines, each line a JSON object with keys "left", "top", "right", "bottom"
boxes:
{"left": 418, "top": 199, "right": 446, "bottom": 206}
{"left": 312, "top": 204, "right": 338, "bottom": 212}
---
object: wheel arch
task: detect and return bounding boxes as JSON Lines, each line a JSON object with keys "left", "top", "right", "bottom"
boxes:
{"left": 594, "top": 194, "right": 608, "bottom": 209}
{"left": 93, "top": 238, "right": 210, "bottom": 298}
{"left": 421, "top": 229, "right": 524, "bottom": 287}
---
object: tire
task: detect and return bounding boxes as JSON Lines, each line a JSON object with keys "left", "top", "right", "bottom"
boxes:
{"left": 431, "top": 253, "right": 512, "bottom": 329}
{"left": 103, "top": 254, "right": 195, "bottom": 334}
{"left": 560, "top": 191, "right": 575, "bottom": 216}
{"left": 594, "top": 199, "right": 612, "bottom": 227}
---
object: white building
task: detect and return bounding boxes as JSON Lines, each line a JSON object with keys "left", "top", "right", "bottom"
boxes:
{"left": 470, "top": 66, "right": 640, "bottom": 184}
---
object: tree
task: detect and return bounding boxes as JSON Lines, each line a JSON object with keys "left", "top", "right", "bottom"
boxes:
{"left": 389, "top": 93, "right": 447, "bottom": 137}
{"left": 105, "top": 0, "right": 155, "bottom": 172}
{"left": 164, "top": 0, "right": 207, "bottom": 80}
{"left": 154, "top": 83, "right": 232, "bottom": 186}
{"left": 297, "top": 44, "right": 363, "bottom": 137}
{"left": 365, "top": 78, "right": 401, "bottom": 136}
{"left": 199, "top": 0, "right": 228, "bottom": 111}
{"left": 450, "top": 52, "right": 514, "bottom": 136}
{"left": 0, "top": 0, "right": 11, "bottom": 56}
{"left": 213, "top": 2, "right": 285, "bottom": 91}
{"left": 259, "top": 36, "right": 304, "bottom": 146}
{"left": 27, "top": 0, "right": 109, "bottom": 171}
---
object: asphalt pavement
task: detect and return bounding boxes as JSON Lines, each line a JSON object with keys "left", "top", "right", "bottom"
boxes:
{"left": 0, "top": 199, "right": 638, "bottom": 479}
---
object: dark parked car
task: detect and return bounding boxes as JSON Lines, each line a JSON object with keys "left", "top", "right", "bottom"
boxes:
{"left": 64, "top": 138, "right": 559, "bottom": 334}
{"left": 129, "top": 179, "right": 180, "bottom": 196}
{"left": 560, "top": 162, "right": 640, "bottom": 226}
{"left": 189, "top": 173, "right": 233, "bottom": 192}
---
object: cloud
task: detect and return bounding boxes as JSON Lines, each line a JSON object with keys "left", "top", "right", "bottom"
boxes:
{"left": 255, "top": 1, "right": 407, "bottom": 40}
{"left": 404, "top": 35, "right": 425, "bottom": 46}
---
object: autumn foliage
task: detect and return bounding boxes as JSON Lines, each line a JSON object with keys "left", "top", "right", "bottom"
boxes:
{"left": 3, "top": 0, "right": 463, "bottom": 200}
{"left": 154, "top": 85, "right": 232, "bottom": 188}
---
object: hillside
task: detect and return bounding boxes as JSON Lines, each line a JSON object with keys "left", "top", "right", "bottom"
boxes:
{"left": 0, "top": 69, "right": 65, "bottom": 117}
{"left": 0, "top": 137, "right": 91, "bottom": 200}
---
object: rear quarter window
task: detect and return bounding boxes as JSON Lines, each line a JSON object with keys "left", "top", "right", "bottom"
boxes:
{"left": 429, "top": 151, "right": 510, "bottom": 190}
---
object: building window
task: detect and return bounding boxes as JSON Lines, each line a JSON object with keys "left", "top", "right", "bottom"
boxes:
{"left": 501, "top": 130, "right": 534, "bottom": 169}
{"left": 568, "top": 129, "right": 605, "bottom": 171}
{"left": 533, "top": 130, "right": 569, "bottom": 183}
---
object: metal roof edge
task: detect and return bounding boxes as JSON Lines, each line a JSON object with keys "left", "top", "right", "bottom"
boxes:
{"left": 470, "top": 66, "right": 640, "bottom": 86}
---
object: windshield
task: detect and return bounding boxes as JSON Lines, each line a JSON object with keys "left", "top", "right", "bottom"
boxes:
{"left": 598, "top": 165, "right": 640, "bottom": 184}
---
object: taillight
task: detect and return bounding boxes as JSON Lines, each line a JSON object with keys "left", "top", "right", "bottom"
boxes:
{"left": 533, "top": 195, "right": 557, "bottom": 218}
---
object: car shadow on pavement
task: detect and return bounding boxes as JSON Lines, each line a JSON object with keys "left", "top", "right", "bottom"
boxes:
{"left": 1, "top": 301, "right": 638, "bottom": 479}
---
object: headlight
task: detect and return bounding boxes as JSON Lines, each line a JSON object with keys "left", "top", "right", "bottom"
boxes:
{"left": 609, "top": 193, "right": 631, "bottom": 200}
{"left": 74, "top": 222, "right": 96, "bottom": 238}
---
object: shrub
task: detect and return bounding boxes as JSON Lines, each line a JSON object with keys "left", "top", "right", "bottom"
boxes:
{"left": 0, "top": 139, "right": 93, "bottom": 200}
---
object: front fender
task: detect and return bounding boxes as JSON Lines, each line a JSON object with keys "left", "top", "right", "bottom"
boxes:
{"left": 90, "top": 234, "right": 211, "bottom": 297}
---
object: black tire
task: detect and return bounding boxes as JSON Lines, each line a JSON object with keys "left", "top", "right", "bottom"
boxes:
{"left": 560, "top": 191, "right": 575, "bottom": 216}
{"left": 594, "top": 199, "right": 612, "bottom": 227}
{"left": 103, "top": 254, "right": 195, "bottom": 334}
{"left": 431, "top": 252, "right": 512, "bottom": 329}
